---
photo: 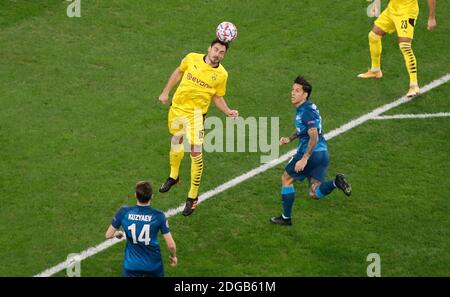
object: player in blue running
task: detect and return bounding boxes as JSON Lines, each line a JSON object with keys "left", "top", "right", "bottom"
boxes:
{"left": 105, "top": 181, "right": 177, "bottom": 276}
{"left": 270, "top": 76, "right": 352, "bottom": 226}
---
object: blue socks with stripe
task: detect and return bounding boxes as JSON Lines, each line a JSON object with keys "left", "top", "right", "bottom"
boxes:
{"left": 281, "top": 186, "right": 296, "bottom": 219}
{"left": 315, "top": 180, "right": 336, "bottom": 199}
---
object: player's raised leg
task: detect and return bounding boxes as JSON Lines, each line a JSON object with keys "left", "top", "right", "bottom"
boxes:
{"left": 307, "top": 151, "right": 351, "bottom": 199}
{"left": 182, "top": 111, "right": 205, "bottom": 216}
{"left": 182, "top": 144, "right": 203, "bottom": 216}
{"left": 358, "top": 25, "right": 385, "bottom": 79}
{"left": 311, "top": 174, "right": 352, "bottom": 199}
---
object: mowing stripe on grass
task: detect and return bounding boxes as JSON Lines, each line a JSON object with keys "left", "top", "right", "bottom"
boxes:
{"left": 372, "top": 112, "right": 450, "bottom": 120}
{"left": 35, "top": 73, "right": 450, "bottom": 277}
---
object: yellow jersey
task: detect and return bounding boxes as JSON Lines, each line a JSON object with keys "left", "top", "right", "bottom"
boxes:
{"left": 387, "top": 0, "right": 419, "bottom": 17}
{"left": 172, "top": 53, "right": 228, "bottom": 114}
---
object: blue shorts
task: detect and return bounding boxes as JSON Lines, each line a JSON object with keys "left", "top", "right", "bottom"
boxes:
{"left": 123, "top": 268, "right": 164, "bottom": 277}
{"left": 285, "top": 150, "right": 330, "bottom": 182}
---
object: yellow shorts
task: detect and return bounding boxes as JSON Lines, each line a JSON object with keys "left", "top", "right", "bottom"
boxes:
{"left": 375, "top": 8, "right": 417, "bottom": 39}
{"left": 168, "top": 106, "right": 205, "bottom": 146}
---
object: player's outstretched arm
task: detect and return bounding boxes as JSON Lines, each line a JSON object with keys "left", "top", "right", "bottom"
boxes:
{"left": 163, "top": 232, "right": 177, "bottom": 267}
{"left": 213, "top": 95, "right": 239, "bottom": 119}
{"left": 159, "top": 68, "right": 183, "bottom": 104}
{"left": 427, "top": 0, "right": 437, "bottom": 31}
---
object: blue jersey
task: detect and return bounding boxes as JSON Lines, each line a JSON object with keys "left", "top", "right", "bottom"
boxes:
{"left": 112, "top": 205, "right": 170, "bottom": 272}
{"left": 295, "top": 100, "right": 327, "bottom": 153}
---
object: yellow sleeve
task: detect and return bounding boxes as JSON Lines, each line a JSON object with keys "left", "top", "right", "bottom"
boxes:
{"left": 179, "top": 53, "right": 191, "bottom": 72}
{"left": 215, "top": 73, "right": 228, "bottom": 97}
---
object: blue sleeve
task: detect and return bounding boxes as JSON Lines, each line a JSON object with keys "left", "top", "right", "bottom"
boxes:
{"left": 302, "top": 110, "right": 319, "bottom": 130}
{"left": 111, "top": 207, "right": 128, "bottom": 229}
{"left": 159, "top": 213, "right": 170, "bottom": 235}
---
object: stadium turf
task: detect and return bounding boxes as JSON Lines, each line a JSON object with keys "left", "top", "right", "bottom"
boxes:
{"left": 0, "top": 0, "right": 448, "bottom": 276}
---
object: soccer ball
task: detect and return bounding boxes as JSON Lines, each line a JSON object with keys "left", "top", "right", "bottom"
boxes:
{"left": 216, "top": 21, "right": 238, "bottom": 43}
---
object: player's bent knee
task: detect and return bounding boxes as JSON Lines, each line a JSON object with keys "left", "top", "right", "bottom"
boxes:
{"left": 281, "top": 172, "right": 293, "bottom": 186}
{"left": 369, "top": 31, "right": 382, "bottom": 41}
{"left": 371, "top": 25, "right": 385, "bottom": 37}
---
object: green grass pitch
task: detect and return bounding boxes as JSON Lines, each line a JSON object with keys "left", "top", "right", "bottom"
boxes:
{"left": 0, "top": 0, "right": 448, "bottom": 276}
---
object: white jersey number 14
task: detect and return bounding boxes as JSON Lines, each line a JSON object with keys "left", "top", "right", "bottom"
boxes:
{"left": 127, "top": 223, "right": 151, "bottom": 245}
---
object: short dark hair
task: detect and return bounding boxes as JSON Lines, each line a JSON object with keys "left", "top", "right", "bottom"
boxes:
{"left": 294, "top": 76, "right": 312, "bottom": 99}
{"left": 135, "top": 181, "right": 153, "bottom": 203}
{"left": 211, "top": 38, "right": 229, "bottom": 50}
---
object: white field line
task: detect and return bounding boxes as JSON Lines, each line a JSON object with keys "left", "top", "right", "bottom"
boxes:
{"left": 35, "top": 73, "right": 450, "bottom": 277}
{"left": 372, "top": 112, "right": 450, "bottom": 120}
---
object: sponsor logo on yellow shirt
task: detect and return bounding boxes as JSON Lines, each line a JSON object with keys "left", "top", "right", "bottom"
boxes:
{"left": 186, "top": 73, "right": 212, "bottom": 88}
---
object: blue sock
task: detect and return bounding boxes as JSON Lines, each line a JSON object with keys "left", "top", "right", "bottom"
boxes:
{"left": 281, "top": 186, "right": 295, "bottom": 219}
{"left": 315, "top": 180, "right": 336, "bottom": 199}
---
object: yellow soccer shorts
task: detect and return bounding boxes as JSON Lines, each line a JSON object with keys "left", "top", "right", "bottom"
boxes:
{"left": 168, "top": 106, "right": 205, "bottom": 146}
{"left": 374, "top": 8, "right": 417, "bottom": 39}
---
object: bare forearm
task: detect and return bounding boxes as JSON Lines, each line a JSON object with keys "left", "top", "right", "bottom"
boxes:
{"left": 164, "top": 233, "right": 177, "bottom": 257}
{"left": 105, "top": 225, "right": 117, "bottom": 239}
{"left": 162, "top": 68, "right": 183, "bottom": 95}
{"left": 213, "top": 96, "right": 231, "bottom": 114}
{"left": 428, "top": 0, "right": 436, "bottom": 18}
{"left": 303, "top": 135, "right": 318, "bottom": 158}
{"left": 168, "top": 245, "right": 176, "bottom": 258}
{"left": 288, "top": 130, "right": 298, "bottom": 141}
